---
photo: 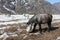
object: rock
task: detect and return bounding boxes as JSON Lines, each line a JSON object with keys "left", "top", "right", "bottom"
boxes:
{"left": 56, "top": 37, "right": 60, "bottom": 40}
{"left": 0, "top": 30, "right": 4, "bottom": 35}
{"left": 23, "top": 35, "right": 28, "bottom": 40}
{"left": 26, "top": 25, "right": 34, "bottom": 33}
{"left": 7, "top": 32, "right": 18, "bottom": 37}
{"left": 0, "top": 32, "right": 9, "bottom": 40}
{"left": 6, "top": 36, "right": 18, "bottom": 40}
{"left": 4, "top": 26, "right": 18, "bottom": 33}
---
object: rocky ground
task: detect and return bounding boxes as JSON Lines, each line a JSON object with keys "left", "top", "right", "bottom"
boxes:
{"left": 0, "top": 21, "right": 60, "bottom": 40}
{"left": 0, "top": 15, "right": 60, "bottom": 40}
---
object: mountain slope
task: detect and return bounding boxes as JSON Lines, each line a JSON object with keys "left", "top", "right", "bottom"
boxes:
{"left": 16, "top": 0, "right": 60, "bottom": 14}
{"left": 53, "top": 2, "right": 60, "bottom": 11}
{"left": 0, "top": 0, "right": 15, "bottom": 14}
{"left": 0, "top": 0, "right": 60, "bottom": 14}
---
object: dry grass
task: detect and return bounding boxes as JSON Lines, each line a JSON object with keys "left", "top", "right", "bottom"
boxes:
{"left": 4, "top": 26, "right": 18, "bottom": 32}
{"left": 0, "top": 22, "right": 60, "bottom": 40}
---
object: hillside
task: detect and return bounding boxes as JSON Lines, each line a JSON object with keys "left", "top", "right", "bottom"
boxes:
{"left": 0, "top": 0, "right": 60, "bottom": 14}
{"left": 53, "top": 2, "right": 60, "bottom": 11}
{"left": 0, "top": 0, "right": 15, "bottom": 14}
{"left": 0, "top": 15, "right": 60, "bottom": 40}
{"left": 16, "top": 0, "right": 60, "bottom": 14}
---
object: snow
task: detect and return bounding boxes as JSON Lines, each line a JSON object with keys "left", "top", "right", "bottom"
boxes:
{"left": 0, "top": 32, "right": 9, "bottom": 40}
{"left": 3, "top": 5, "right": 16, "bottom": 14}
{"left": 26, "top": 25, "right": 34, "bottom": 32}
{"left": 53, "top": 15, "right": 60, "bottom": 20}
{"left": 0, "top": 15, "right": 33, "bottom": 25}
{"left": 56, "top": 36, "right": 60, "bottom": 40}
{"left": 0, "top": 32, "right": 18, "bottom": 40}
{"left": 0, "top": 15, "right": 59, "bottom": 25}
{"left": 0, "top": 26, "right": 19, "bottom": 40}
{"left": 11, "top": 2, "right": 15, "bottom": 5}
{"left": 0, "top": 15, "right": 33, "bottom": 21}
{"left": 0, "top": 26, "right": 11, "bottom": 30}
{"left": 23, "top": 35, "right": 28, "bottom": 39}
{"left": 0, "top": 14, "right": 59, "bottom": 40}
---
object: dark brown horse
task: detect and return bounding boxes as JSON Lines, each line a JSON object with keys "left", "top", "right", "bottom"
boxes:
{"left": 27, "top": 13, "right": 53, "bottom": 33}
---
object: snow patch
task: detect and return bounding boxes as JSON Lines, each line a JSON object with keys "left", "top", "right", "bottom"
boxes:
{"left": 3, "top": 5, "right": 16, "bottom": 14}
{"left": 0, "top": 15, "right": 59, "bottom": 25}
{"left": 56, "top": 36, "right": 60, "bottom": 40}
{"left": 26, "top": 25, "right": 34, "bottom": 32}
{"left": 0, "top": 32, "right": 9, "bottom": 40}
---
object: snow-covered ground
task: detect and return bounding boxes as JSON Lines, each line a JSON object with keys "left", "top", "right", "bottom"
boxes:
{"left": 0, "top": 15, "right": 33, "bottom": 21}
{"left": 53, "top": 15, "right": 60, "bottom": 20}
{"left": 0, "top": 15, "right": 60, "bottom": 40}
{"left": 0, "top": 15, "right": 59, "bottom": 25}
{"left": 0, "top": 15, "right": 60, "bottom": 21}
{"left": 0, "top": 15, "right": 33, "bottom": 25}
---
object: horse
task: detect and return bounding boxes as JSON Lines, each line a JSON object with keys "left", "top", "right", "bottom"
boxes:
{"left": 27, "top": 13, "right": 53, "bottom": 33}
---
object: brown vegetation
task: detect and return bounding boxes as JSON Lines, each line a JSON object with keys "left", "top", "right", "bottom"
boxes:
{"left": 0, "top": 21, "right": 60, "bottom": 40}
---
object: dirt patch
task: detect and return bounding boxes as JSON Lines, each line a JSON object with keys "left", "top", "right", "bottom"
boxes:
{"left": 0, "top": 22, "right": 60, "bottom": 40}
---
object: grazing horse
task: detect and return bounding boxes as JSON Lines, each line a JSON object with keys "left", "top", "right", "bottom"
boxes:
{"left": 27, "top": 13, "right": 53, "bottom": 33}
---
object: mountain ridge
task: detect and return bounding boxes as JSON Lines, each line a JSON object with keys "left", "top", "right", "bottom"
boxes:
{"left": 0, "top": 0, "right": 60, "bottom": 15}
{"left": 53, "top": 2, "right": 60, "bottom": 11}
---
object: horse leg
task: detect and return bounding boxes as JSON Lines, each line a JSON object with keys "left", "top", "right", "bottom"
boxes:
{"left": 39, "top": 24, "right": 42, "bottom": 33}
{"left": 32, "top": 23, "right": 37, "bottom": 32}
{"left": 47, "top": 22, "right": 51, "bottom": 32}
